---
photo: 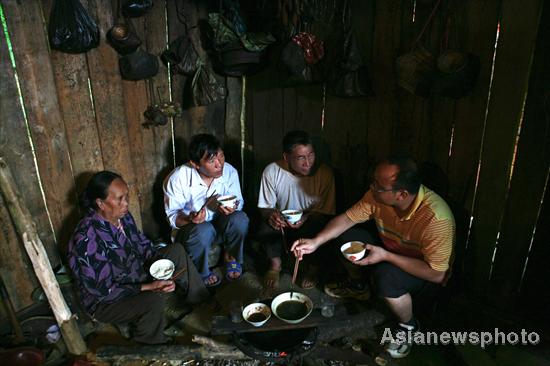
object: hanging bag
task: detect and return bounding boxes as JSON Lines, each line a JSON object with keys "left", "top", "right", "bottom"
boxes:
{"left": 119, "top": 49, "right": 159, "bottom": 80}
{"left": 327, "top": 1, "right": 373, "bottom": 97}
{"left": 122, "top": 0, "right": 153, "bottom": 18}
{"left": 191, "top": 61, "right": 227, "bottom": 106}
{"left": 48, "top": 0, "right": 100, "bottom": 53}
{"left": 395, "top": 0, "right": 441, "bottom": 97}
{"left": 107, "top": 1, "right": 141, "bottom": 55}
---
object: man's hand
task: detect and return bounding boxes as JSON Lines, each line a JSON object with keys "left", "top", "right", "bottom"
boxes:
{"left": 217, "top": 200, "right": 238, "bottom": 216}
{"left": 189, "top": 208, "right": 206, "bottom": 224}
{"left": 286, "top": 215, "right": 307, "bottom": 229}
{"left": 290, "top": 238, "right": 320, "bottom": 260}
{"left": 268, "top": 210, "right": 288, "bottom": 230}
{"left": 353, "top": 244, "right": 388, "bottom": 266}
{"left": 142, "top": 280, "right": 175, "bottom": 293}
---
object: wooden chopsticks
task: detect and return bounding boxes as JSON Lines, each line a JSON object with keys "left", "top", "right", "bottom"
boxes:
{"left": 171, "top": 267, "right": 187, "bottom": 281}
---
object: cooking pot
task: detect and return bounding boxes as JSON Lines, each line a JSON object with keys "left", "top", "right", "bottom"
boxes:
{"left": 271, "top": 292, "right": 313, "bottom": 324}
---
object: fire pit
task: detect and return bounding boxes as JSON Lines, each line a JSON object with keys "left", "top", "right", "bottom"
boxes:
{"left": 233, "top": 327, "right": 318, "bottom": 363}
{"left": 211, "top": 304, "right": 386, "bottom": 364}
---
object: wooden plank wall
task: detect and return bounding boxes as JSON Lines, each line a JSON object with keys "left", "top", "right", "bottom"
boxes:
{"left": 244, "top": 0, "right": 548, "bottom": 329}
{"left": 0, "top": 0, "right": 548, "bottom": 331}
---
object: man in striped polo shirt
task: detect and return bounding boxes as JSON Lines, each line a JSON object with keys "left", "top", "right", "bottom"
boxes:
{"left": 291, "top": 156, "right": 455, "bottom": 358}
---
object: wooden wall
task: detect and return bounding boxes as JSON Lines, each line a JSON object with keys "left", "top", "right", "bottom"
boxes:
{"left": 0, "top": 0, "right": 548, "bottom": 331}
{"left": 0, "top": 0, "right": 235, "bottom": 313}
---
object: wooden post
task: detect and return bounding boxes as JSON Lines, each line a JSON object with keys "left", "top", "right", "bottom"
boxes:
{"left": 0, "top": 158, "right": 87, "bottom": 355}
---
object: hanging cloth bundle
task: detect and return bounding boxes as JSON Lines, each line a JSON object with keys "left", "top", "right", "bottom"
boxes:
{"left": 48, "top": 0, "right": 100, "bottom": 53}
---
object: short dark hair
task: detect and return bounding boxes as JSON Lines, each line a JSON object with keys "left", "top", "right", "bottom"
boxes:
{"left": 381, "top": 155, "right": 421, "bottom": 194}
{"left": 80, "top": 171, "right": 122, "bottom": 210}
{"left": 188, "top": 134, "right": 222, "bottom": 164}
{"left": 282, "top": 130, "right": 312, "bottom": 154}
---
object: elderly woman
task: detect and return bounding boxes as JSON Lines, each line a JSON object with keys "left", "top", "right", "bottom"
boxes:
{"left": 67, "top": 171, "right": 209, "bottom": 344}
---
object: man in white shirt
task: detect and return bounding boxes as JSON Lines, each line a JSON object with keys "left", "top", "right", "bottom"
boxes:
{"left": 164, "top": 134, "right": 248, "bottom": 287}
{"left": 257, "top": 130, "right": 335, "bottom": 289}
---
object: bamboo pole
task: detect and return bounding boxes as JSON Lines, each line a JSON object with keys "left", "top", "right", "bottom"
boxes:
{"left": 0, "top": 158, "right": 87, "bottom": 355}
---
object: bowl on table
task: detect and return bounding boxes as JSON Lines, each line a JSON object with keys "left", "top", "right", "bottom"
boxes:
{"left": 281, "top": 209, "right": 303, "bottom": 224}
{"left": 242, "top": 303, "right": 271, "bottom": 327}
{"left": 149, "top": 259, "right": 175, "bottom": 280}
{"left": 340, "top": 241, "right": 367, "bottom": 261}
{"left": 271, "top": 292, "right": 313, "bottom": 324}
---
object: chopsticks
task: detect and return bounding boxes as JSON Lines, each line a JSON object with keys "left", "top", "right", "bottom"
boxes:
{"left": 171, "top": 267, "right": 187, "bottom": 281}
{"left": 280, "top": 227, "right": 289, "bottom": 254}
{"left": 192, "top": 190, "right": 217, "bottom": 216}
{"left": 290, "top": 240, "right": 302, "bottom": 298}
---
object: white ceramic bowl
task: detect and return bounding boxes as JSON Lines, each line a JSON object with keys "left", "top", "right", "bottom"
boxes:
{"left": 340, "top": 241, "right": 367, "bottom": 261}
{"left": 217, "top": 194, "right": 237, "bottom": 208}
{"left": 281, "top": 209, "right": 303, "bottom": 224}
{"left": 271, "top": 292, "right": 313, "bottom": 324}
{"left": 242, "top": 303, "right": 271, "bottom": 327}
{"left": 149, "top": 259, "right": 175, "bottom": 280}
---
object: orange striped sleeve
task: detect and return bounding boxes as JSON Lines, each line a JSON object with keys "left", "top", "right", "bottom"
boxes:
{"left": 345, "top": 191, "right": 376, "bottom": 223}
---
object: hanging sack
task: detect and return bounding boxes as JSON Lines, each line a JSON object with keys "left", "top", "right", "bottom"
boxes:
{"left": 161, "top": 35, "right": 199, "bottom": 76}
{"left": 119, "top": 49, "right": 159, "bottom": 80}
{"left": 48, "top": 0, "right": 100, "bottom": 53}
{"left": 432, "top": 51, "right": 480, "bottom": 98}
{"left": 191, "top": 62, "right": 227, "bottom": 106}
{"left": 327, "top": 30, "right": 373, "bottom": 97}
{"left": 396, "top": 47, "right": 435, "bottom": 97}
{"left": 107, "top": 21, "right": 141, "bottom": 55}
{"left": 395, "top": 0, "right": 442, "bottom": 97}
{"left": 122, "top": 0, "right": 153, "bottom": 18}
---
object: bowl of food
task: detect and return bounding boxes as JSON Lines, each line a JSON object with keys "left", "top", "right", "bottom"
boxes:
{"left": 217, "top": 194, "right": 237, "bottom": 208}
{"left": 149, "top": 259, "right": 175, "bottom": 280}
{"left": 242, "top": 303, "right": 271, "bottom": 327}
{"left": 340, "top": 241, "right": 367, "bottom": 261}
{"left": 271, "top": 292, "right": 313, "bottom": 324}
{"left": 281, "top": 209, "right": 303, "bottom": 224}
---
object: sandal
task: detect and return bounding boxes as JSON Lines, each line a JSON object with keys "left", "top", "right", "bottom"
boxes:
{"left": 263, "top": 269, "right": 280, "bottom": 289}
{"left": 225, "top": 261, "right": 243, "bottom": 281}
{"left": 202, "top": 272, "right": 221, "bottom": 288}
{"left": 298, "top": 276, "right": 317, "bottom": 290}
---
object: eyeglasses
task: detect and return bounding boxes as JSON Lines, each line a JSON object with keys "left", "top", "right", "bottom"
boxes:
{"left": 370, "top": 181, "right": 396, "bottom": 193}
{"left": 292, "top": 153, "right": 315, "bottom": 163}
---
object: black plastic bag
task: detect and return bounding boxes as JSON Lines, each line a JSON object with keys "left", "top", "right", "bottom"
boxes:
{"left": 191, "top": 63, "right": 226, "bottom": 106}
{"left": 327, "top": 31, "right": 373, "bottom": 97}
{"left": 48, "top": 0, "right": 99, "bottom": 54}
{"left": 119, "top": 50, "right": 159, "bottom": 80}
{"left": 122, "top": 0, "right": 153, "bottom": 18}
{"left": 161, "top": 35, "right": 199, "bottom": 76}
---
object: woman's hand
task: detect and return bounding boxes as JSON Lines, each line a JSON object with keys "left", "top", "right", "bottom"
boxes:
{"left": 142, "top": 280, "right": 175, "bottom": 293}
